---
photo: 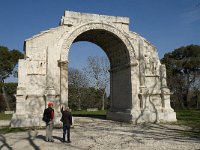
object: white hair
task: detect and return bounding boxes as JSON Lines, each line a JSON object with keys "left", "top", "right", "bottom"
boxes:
{"left": 63, "top": 105, "right": 70, "bottom": 111}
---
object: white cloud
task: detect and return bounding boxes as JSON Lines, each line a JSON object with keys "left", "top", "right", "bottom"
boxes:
{"left": 181, "top": 8, "right": 200, "bottom": 24}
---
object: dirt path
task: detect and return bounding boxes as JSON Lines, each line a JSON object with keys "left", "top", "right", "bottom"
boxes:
{"left": 0, "top": 117, "right": 200, "bottom": 150}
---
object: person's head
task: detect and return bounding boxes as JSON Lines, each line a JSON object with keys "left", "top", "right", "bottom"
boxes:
{"left": 63, "top": 105, "right": 70, "bottom": 111}
{"left": 66, "top": 107, "right": 70, "bottom": 112}
{"left": 48, "top": 102, "right": 53, "bottom": 108}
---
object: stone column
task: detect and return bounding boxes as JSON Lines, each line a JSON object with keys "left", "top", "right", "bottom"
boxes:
{"left": 129, "top": 61, "right": 142, "bottom": 124}
{"left": 45, "top": 47, "right": 56, "bottom": 108}
{"left": 160, "top": 64, "right": 167, "bottom": 87}
{"left": 138, "top": 39, "right": 148, "bottom": 110}
{"left": 109, "top": 70, "right": 113, "bottom": 111}
{"left": 160, "top": 64, "right": 176, "bottom": 121}
{"left": 59, "top": 60, "right": 68, "bottom": 106}
{"left": 160, "top": 64, "right": 172, "bottom": 109}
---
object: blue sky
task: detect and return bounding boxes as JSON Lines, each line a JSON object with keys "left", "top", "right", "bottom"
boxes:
{"left": 1, "top": 0, "right": 200, "bottom": 81}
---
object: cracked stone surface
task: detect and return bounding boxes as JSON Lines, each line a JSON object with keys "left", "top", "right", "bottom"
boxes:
{"left": 1, "top": 117, "right": 200, "bottom": 150}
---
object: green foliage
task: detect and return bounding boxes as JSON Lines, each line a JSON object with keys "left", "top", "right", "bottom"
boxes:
{"left": 72, "top": 110, "right": 106, "bottom": 116}
{"left": 161, "top": 45, "right": 200, "bottom": 109}
{"left": 0, "top": 45, "right": 23, "bottom": 82}
{"left": 0, "top": 82, "right": 18, "bottom": 94}
{"left": 162, "top": 45, "right": 200, "bottom": 74}
{"left": 69, "top": 86, "right": 108, "bottom": 110}
{"left": 72, "top": 110, "right": 106, "bottom": 119}
{"left": 81, "top": 88, "right": 102, "bottom": 109}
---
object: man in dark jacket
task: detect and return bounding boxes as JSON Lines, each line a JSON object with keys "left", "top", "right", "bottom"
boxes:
{"left": 61, "top": 105, "right": 72, "bottom": 143}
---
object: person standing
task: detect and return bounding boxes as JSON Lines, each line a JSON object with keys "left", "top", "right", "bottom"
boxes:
{"left": 60, "top": 105, "right": 72, "bottom": 143}
{"left": 43, "top": 102, "right": 54, "bottom": 142}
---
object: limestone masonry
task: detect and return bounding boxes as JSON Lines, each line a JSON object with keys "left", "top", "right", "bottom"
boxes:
{"left": 11, "top": 11, "right": 176, "bottom": 127}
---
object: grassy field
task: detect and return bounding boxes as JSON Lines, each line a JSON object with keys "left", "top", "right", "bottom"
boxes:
{"left": 0, "top": 109, "right": 200, "bottom": 134}
{"left": 175, "top": 109, "right": 200, "bottom": 131}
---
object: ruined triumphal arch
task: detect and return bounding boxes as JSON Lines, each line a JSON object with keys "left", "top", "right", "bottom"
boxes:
{"left": 11, "top": 11, "right": 176, "bottom": 127}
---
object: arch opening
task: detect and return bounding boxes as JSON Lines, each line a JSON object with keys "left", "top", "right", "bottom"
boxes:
{"left": 73, "top": 29, "right": 130, "bottom": 69}
{"left": 60, "top": 28, "right": 133, "bottom": 120}
{"left": 68, "top": 41, "right": 110, "bottom": 111}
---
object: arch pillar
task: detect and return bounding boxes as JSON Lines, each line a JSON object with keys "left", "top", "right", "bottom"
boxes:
{"left": 138, "top": 39, "right": 149, "bottom": 111}
{"left": 160, "top": 64, "right": 176, "bottom": 121}
{"left": 107, "top": 64, "right": 133, "bottom": 122}
{"left": 58, "top": 60, "right": 69, "bottom": 106}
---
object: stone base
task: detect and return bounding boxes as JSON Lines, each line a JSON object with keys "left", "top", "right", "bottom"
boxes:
{"left": 11, "top": 114, "right": 42, "bottom": 127}
{"left": 135, "top": 110, "right": 156, "bottom": 124}
{"left": 11, "top": 113, "right": 62, "bottom": 128}
{"left": 11, "top": 114, "right": 31, "bottom": 127}
{"left": 163, "top": 109, "right": 177, "bottom": 122}
{"left": 134, "top": 108, "right": 177, "bottom": 124}
{"left": 107, "top": 110, "right": 132, "bottom": 123}
{"left": 107, "top": 108, "right": 177, "bottom": 124}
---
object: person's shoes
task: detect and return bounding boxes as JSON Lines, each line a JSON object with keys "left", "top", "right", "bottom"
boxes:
{"left": 67, "top": 140, "right": 71, "bottom": 143}
{"left": 49, "top": 139, "right": 54, "bottom": 142}
{"left": 62, "top": 139, "right": 66, "bottom": 143}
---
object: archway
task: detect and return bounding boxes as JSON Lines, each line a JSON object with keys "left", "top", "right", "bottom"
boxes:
{"left": 59, "top": 25, "right": 134, "bottom": 121}
{"left": 11, "top": 11, "right": 176, "bottom": 127}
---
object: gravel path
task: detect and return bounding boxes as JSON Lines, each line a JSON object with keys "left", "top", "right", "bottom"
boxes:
{"left": 0, "top": 117, "right": 200, "bottom": 150}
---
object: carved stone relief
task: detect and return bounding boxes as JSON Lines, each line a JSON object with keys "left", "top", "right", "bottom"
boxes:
{"left": 144, "top": 47, "right": 159, "bottom": 76}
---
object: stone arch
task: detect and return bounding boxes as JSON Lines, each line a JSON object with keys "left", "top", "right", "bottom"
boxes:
{"left": 11, "top": 11, "right": 177, "bottom": 127}
{"left": 59, "top": 23, "right": 136, "bottom": 120}
{"left": 60, "top": 22, "right": 136, "bottom": 65}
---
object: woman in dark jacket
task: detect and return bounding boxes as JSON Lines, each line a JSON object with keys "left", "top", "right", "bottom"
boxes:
{"left": 43, "top": 102, "right": 54, "bottom": 142}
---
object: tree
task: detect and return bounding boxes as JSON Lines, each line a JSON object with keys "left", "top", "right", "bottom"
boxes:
{"left": 191, "top": 77, "right": 200, "bottom": 109}
{"left": 0, "top": 46, "right": 23, "bottom": 82}
{"left": 68, "top": 67, "right": 88, "bottom": 110}
{"left": 161, "top": 44, "right": 200, "bottom": 109}
{"left": 85, "top": 56, "right": 110, "bottom": 110}
{"left": 80, "top": 87, "right": 102, "bottom": 110}
{"left": 0, "top": 45, "right": 23, "bottom": 110}
{"left": 0, "top": 82, "right": 18, "bottom": 111}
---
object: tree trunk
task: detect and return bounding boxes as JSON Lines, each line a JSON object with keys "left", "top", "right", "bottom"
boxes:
{"left": 2, "top": 86, "right": 10, "bottom": 111}
{"left": 180, "top": 101, "right": 185, "bottom": 109}
{"left": 183, "top": 94, "right": 188, "bottom": 109}
{"left": 178, "top": 95, "right": 185, "bottom": 109}
{"left": 77, "top": 88, "right": 81, "bottom": 110}
{"left": 197, "top": 95, "right": 200, "bottom": 110}
{"left": 78, "top": 97, "right": 81, "bottom": 110}
{"left": 101, "top": 90, "right": 105, "bottom": 110}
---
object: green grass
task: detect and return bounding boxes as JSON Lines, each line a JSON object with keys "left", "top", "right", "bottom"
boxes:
{"left": 0, "top": 112, "right": 12, "bottom": 120}
{"left": 175, "top": 109, "right": 200, "bottom": 131}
